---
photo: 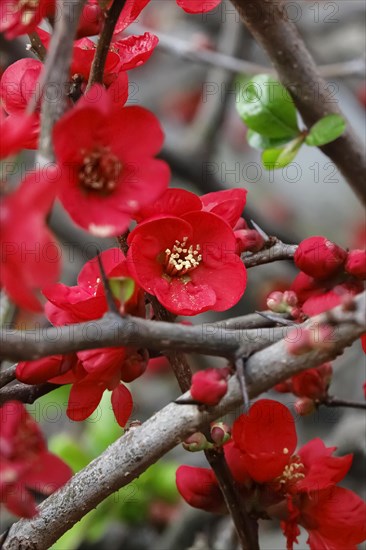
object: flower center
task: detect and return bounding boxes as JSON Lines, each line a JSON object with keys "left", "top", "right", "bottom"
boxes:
{"left": 164, "top": 236, "right": 202, "bottom": 277}
{"left": 276, "top": 455, "right": 305, "bottom": 491}
{"left": 79, "top": 146, "right": 122, "bottom": 195}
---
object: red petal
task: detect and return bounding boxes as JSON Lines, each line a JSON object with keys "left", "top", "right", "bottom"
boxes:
{"left": 135, "top": 188, "right": 201, "bottom": 222}
{"left": 176, "top": 0, "right": 221, "bottom": 13}
{"left": 67, "top": 381, "right": 104, "bottom": 421}
{"left": 201, "top": 189, "right": 247, "bottom": 228}
{"left": 303, "top": 487, "right": 366, "bottom": 549}
{"left": 232, "top": 399, "right": 297, "bottom": 483}
{"left": 114, "top": 32, "right": 158, "bottom": 71}
{"left": 176, "top": 465, "right": 225, "bottom": 513}
{"left": 297, "top": 438, "right": 352, "bottom": 492}
{"left": 114, "top": 0, "right": 150, "bottom": 35}
{"left": 111, "top": 384, "right": 133, "bottom": 427}
{"left": 25, "top": 451, "right": 72, "bottom": 494}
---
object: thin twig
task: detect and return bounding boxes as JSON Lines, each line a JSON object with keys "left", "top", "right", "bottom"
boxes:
{"left": 318, "top": 396, "right": 366, "bottom": 411}
{"left": 243, "top": 241, "right": 298, "bottom": 268}
{"left": 126, "top": 23, "right": 365, "bottom": 79}
{"left": 86, "top": 0, "right": 126, "bottom": 89}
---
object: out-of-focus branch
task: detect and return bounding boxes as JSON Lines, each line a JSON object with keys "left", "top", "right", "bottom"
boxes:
{"left": 230, "top": 0, "right": 366, "bottom": 206}
{"left": 4, "top": 296, "right": 364, "bottom": 549}
{"left": 38, "top": 0, "right": 86, "bottom": 158}
{"left": 318, "top": 396, "right": 366, "bottom": 411}
{"left": 127, "top": 23, "right": 365, "bottom": 79}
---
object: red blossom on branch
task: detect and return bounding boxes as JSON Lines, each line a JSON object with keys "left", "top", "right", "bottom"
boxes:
{"left": 52, "top": 85, "right": 170, "bottom": 236}
{"left": 0, "top": 401, "right": 71, "bottom": 518}
{"left": 176, "top": 399, "right": 366, "bottom": 549}
{"left": 127, "top": 210, "right": 247, "bottom": 315}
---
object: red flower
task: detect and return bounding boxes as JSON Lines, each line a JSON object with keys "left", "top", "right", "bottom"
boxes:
{"left": 345, "top": 249, "right": 366, "bottom": 279}
{"left": 294, "top": 236, "right": 347, "bottom": 280}
{"left": 176, "top": 400, "right": 366, "bottom": 549}
{"left": 0, "top": 401, "right": 71, "bottom": 518}
{"left": 38, "top": 249, "right": 144, "bottom": 426}
{"left": 127, "top": 211, "right": 247, "bottom": 315}
{"left": 53, "top": 85, "right": 170, "bottom": 236}
{"left": 0, "top": 0, "right": 55, "bottom": 38}
{"left": 0, "top": 171, "right": 61, "bottom": 310}
{"left": 190, "top": 367, "right": 230, "bottom": 405}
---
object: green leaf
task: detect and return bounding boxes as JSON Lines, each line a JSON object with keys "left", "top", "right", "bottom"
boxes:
{"left": 246, "top": 129, "right": 292, "bottom": 150}
{"left": 305, "top": 114, "right": 346, "bottom": 146}
{"left": 262, "top": 135, "right": 305, "bottom": 170}
{"left": 237, "top": 74, "right": 299, "bottom": 138}
{"left": 109, "top": 276, "right": 135, "bottom": 305}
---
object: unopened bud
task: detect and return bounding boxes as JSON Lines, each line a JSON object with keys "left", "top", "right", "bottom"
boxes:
{"left": 210, "top": 422, "right": 231, "bottom": 446}
{"left": 294, "top": 397, "right": 315, "bottom": 416}
{"left": 183, "top": 432, "right": 212, "bottom": 452}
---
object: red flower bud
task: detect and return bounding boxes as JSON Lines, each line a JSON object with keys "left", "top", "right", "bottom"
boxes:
{"left": 267, "top": 291, "right": 287, "bottom": 313}
{"left": 176, "top": 466, "right": 225, "bottom": 513}
{"left": 235, "top": 229, "right": 265, "bottom": 254}
{"left": 345, "top": 249, "right": 366, "bottom": 279}
{"left": 290, "top": 271, "right": 327, "bottom": 304}
{"left": 283, "top": 290, "right": 298, "bottom": 307}
{"left": 294, "top": 236, "right": 347, "bottom": 280}
{"left": 294, "top": 397, "right": 316, "bottom": 416}
{"left": 210, "top": 422, "right": 231, "bottom": 446}
{"left": 190, "top": 368, "right": 229, "bottom": 406}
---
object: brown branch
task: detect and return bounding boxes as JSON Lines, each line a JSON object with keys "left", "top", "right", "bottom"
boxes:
{"left": 212, "top": 311, "right": 291, "bottom": 329}
{"left": 317, "top": 396, "right": 366, "bottom": 411}
{"left": 3, "top": 302, "right": 363, "bottom": 549}
{"left": 243, "top": 241, "right": 297, "bottom": 268}
{"left": 230, "top": 0, "right": 366, "bottom": 207}
{"left": 0, "top": 364, "right": 16, "bottom": 388}
{"left": 86, "top": 0, "right": 126, "bottom": 89}
{"left": 0, "top": 383, "right": 59, "bottom": 406}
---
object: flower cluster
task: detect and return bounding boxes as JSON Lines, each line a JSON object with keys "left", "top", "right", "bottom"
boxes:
{"left": 16, "top": 249, "right": 146, "bottom": 426}
{"left": 176, "top": 399, "right": 366, "bottom": 549}
{"left": 0, "top": 401, "right": 71, "bottom": 518}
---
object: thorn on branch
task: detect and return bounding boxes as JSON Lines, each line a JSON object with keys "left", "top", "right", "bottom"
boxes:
{"left": 254, "top": 310, "right": 296, "bottom": 326}
{"left": 96, "top": 252, "right": 120, "bottom": 315}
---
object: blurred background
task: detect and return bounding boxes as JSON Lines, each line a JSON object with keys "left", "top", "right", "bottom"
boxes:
{"left": 1, "top": 0, "right": 365, "bottom": 548}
